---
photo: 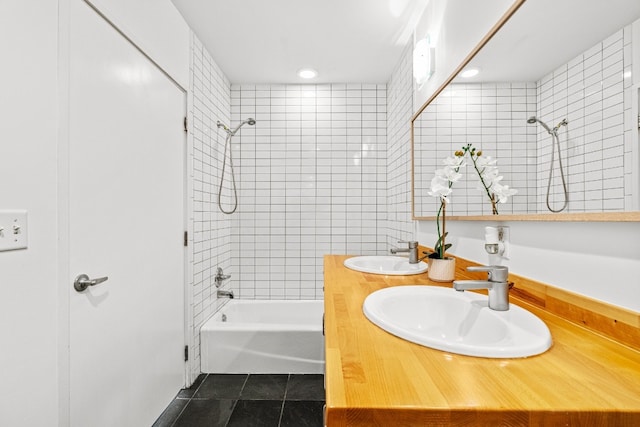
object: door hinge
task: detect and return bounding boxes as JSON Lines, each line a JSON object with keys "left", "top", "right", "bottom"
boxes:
{"left": 183, "top": 231, "right": 188, "bottom": 247}
{"left": 183, "top": 116, "right": 188, "bottom": 133}
{"left": 184, "top": 345, "right": 189, "bottom": 362}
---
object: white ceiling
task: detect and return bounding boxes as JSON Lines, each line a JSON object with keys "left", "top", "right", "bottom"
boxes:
{"left": 171, "top": 0, "right": 428, "bottom": 84}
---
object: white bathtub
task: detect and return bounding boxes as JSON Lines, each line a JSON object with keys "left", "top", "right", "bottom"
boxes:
{"left": 200, "top": 300, "right": 325, "bottom": 374}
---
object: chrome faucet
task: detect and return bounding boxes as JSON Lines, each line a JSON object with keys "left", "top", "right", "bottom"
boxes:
{"left": 214, "top": 267, "right": 231, "bottom": 288}
{"left": 390, "top": 240, "right": 419, "bottom": 264}
{"left": 217, "top": 289, "right": 234, "bottom": 299}
{"left": 453, "top": 265, "right": 510, "bottom": 311}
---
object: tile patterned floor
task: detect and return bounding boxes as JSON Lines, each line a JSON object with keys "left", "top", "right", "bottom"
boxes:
{"left": 153, "top": 374, "right": 325, "bottom": 427}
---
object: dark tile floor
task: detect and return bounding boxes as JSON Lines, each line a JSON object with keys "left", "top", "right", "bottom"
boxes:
{"left": 153, "top": 374, "right": 325, "bottom": 427}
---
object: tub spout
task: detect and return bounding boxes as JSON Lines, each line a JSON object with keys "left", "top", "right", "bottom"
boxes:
{"left": 217, "top": 289, "right": 234, "bottom": 299}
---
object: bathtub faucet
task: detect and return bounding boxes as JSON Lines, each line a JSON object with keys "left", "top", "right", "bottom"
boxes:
{"left": 215, "top": 267, "right": 231, "bottom": 288}
{"left": 217, "top": 289, "right": 234, "bottom": 299}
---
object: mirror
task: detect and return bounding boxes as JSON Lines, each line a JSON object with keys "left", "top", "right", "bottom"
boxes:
{"left": 412, "top": 0, "right": 640, "bottom": 221}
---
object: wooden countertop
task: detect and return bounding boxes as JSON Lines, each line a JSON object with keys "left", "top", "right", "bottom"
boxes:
{"left": 323, "top": 255, "right": 640, "bottom": 426}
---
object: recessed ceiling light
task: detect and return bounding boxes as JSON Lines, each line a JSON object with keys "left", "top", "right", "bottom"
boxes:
{"left": 297, "top": 68, "right": 318, "bottom": 79}
{"left": 460, "top": 68, "right": 480, "bottom": 78}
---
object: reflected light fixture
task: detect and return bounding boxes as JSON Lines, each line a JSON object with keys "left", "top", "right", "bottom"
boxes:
{"left": 297, "top": 68, "right": 318, "bottom": 79}
{"left": 460, "top": 68, "right": 480, "bottom": 78}
{"left": 413, "top": 35, "right": 435, "bottom": 89}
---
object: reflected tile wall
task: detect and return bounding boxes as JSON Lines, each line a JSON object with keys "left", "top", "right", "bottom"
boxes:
{"left": 414, "top": 82, "right": 538, "bottom": 217}
{"left": 230, "top": 84, "right": 387, "bottom": 299}
{"left": 537, "top": 26, "right": 632, "bottom": 212}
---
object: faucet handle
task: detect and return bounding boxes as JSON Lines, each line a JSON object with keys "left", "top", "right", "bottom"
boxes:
{"left": 467, "top": 265, "right": 508, "bottom": 282}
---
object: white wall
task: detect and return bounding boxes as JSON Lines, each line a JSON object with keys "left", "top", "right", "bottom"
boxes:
{"left": 0, "top": 2, "right": 60, "bottom": 425}
{"left": 417, "top": 220, "right": 640, "bottom": 312}
{"left": 86, "top": 0, "right": 190, "bottom": 87}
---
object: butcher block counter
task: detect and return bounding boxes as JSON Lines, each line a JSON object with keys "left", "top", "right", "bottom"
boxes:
{"left": 323, "top": 255, "right": 640, "bottom": 426}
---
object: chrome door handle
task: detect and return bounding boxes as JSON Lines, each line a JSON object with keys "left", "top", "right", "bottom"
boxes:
{"left": 74, "top": 273, "right": 109, "bottom": 292}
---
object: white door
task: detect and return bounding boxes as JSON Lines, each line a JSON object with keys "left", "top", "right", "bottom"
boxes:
{"left": 68, "top": 1, "right": 185, "bottom": 426}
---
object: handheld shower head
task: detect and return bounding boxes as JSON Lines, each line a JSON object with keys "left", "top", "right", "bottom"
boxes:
{"left": 230, "top": 117, "right": 256, "bottom": 136}
{"left": 527, "top": 116, "right": 552, "bottom": 134}
{"left": 217, "top": 118, "right": 256, "bottom": 136}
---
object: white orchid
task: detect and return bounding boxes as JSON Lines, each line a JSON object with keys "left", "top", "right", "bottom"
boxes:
{"left": 462, "top": 145, "right": 517, "bottom": 214}
{"left": 491, "top": 181, "right": 519, "bottom": 203}
{"left": 435, "top": 166, "right": 463, "bottom": 184}
{"left": 428, "top": 154, "right": 466, "bottom": 259}
{"left": 428, "top": 175, "right": 452, "bottom": 201}
{"left": 442, "top": 155, "right": 467, "bottom": 169}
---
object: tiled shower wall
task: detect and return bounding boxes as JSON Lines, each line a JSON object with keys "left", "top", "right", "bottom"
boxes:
{"left": 230, "top": 84, "right": 388, "bottom": 299}
{"left": 413, "top": 23, "right": 636, "bottom": 216}
{"left": 386, "top": 43, "right": 416, "bottom": 243}
{"left": 536, "top": 25, "right": 633, "bottom": 212}
{"left": 413, "top": 83, "right": 538, "bottom": 217}
{"left": 186, "top": 34, "right": 233, "bottom": 381}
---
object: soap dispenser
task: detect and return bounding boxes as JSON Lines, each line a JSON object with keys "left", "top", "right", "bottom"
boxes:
{"left": 484, "top": 226, "right": 509, "bottom": 259}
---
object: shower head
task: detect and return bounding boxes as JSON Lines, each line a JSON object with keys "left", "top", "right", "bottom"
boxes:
{"left": 527, "top": 116, "right": 552, "bottom": 134}
{"left": 230, "top": 117, "right": 256, "bottom": 135}
{"left": 217, "top": 118, "right": 256, "bottom": 136}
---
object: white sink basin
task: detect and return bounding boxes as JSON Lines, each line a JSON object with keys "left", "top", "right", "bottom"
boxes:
{"left": 344, "top": 256, "right": 428, "bottom": 276}
{"left": 363, "top": 285, "right": 552, "bottom": 358}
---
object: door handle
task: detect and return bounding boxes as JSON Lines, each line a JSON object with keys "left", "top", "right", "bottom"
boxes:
{"left": 74, "top": 274, "right": 109, "bottom": 292}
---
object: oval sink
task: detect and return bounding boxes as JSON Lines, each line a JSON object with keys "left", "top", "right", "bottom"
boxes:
{"left": 344, "top": 256, "right": 428, "bottom": 276}
{"left": 363, "top": 285, "right": 552, "bottom": 358}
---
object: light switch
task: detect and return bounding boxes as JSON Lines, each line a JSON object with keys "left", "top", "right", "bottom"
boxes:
{"left": 0, "top": 210, "right": 28, "bottom": 252}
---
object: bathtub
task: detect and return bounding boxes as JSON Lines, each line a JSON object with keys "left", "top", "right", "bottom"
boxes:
{"left": 200, "top": 300, "right": 325, "bottom": 374}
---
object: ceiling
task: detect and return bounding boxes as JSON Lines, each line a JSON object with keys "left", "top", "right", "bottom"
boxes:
{"left": 171, "top": 0, "right": 428, "bottom": 84}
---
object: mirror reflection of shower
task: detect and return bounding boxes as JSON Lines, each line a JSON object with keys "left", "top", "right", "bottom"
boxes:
{"left": 527, "top": 116, "right": 569, "bottom": 213}
{"left": 216, "top": 118, "right": 256, "bottom": 214}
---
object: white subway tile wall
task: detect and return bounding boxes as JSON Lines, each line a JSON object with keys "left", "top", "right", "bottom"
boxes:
{"left": 623, "top": 25, "right": 635, "bottom": 209}
{"left": 414, "top": 24, "right": 635, "bottom": 216}
{"left": 229, "top": 84, "right": 388, "bottom": 299}
{"left": 414, "top": 82, "right": 537, "bottom": 217}
{"left": 386, "top": 43, "right": 416, "bottom": 243}
{"left": 187, "top": 34, "right": 233, "bottom": 381}
{"left": 536, "top": 26, "right": 631, "bottom": 212}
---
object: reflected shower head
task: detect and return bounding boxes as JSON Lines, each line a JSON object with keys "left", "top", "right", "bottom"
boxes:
{"left": 527, "top": 116, "right": 537, "bottom": 124}
{"left": 217, "top": 118, "right": 256, "bottom": 136}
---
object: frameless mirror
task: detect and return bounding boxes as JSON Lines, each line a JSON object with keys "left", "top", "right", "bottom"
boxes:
{"left": 412, "top": 0, "right": 640, "bottom": 221}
